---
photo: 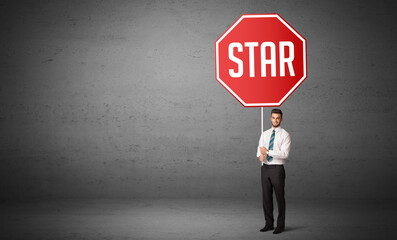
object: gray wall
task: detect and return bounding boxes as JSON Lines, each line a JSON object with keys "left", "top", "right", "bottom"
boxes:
{"left": 1, "top": 0, "right": 396, "bottom": 200}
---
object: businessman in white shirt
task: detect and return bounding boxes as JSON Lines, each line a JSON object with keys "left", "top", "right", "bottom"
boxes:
{"left": 257, "top": 109, "right": 291, "bottom": 234}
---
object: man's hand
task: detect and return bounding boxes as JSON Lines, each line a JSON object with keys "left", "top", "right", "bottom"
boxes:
{"left": 260, "top": 147, "right": 268, "bottom": 155}
{"left": 259, "top": 154, "right": 265, "bottom": 162}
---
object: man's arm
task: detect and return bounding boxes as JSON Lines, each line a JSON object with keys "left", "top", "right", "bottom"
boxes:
{"left": 268, "top": 133, "right": 291, "bottom": 159}
{"left": 260, "top": 146, "right": 268, "bottom": 155}
{"left": 256, "top": 132, "right": 265, "bottom": 158}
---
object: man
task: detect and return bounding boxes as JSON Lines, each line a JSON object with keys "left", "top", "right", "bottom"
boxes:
{"left": 257, "top": 109, "right": 291, "bottom": 234}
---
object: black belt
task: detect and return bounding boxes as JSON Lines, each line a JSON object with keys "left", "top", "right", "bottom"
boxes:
{"left": 262, "top": 164, "right": 283, "bottom": 168}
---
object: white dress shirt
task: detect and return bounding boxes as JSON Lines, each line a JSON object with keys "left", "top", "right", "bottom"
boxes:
{"left": 257, "top": 126, "right": 291, "bottom": 165}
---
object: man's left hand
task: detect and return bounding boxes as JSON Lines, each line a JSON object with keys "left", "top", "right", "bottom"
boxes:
{"left": 260, "top": 147, "right": 268, "bottom": 155}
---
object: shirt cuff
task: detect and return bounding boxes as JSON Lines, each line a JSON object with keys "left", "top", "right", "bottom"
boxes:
{"left": 257, "top": 147, "right": 261, "bottom": 158}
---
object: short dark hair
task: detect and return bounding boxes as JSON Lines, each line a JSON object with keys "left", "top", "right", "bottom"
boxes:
{"left": 271, "top": 109, "right": 283, "bottom": 118}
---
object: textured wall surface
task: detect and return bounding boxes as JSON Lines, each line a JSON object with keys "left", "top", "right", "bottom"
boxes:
{"left": 0, "top": 0, "right": 396, "bottom": 200}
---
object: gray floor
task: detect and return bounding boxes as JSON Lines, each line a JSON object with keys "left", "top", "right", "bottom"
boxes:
{"left": 1, "top": 198, "right": 396, "bottom": 240}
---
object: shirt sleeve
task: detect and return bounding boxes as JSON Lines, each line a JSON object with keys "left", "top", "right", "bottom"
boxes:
{"left": 268, "top": 132, "right": 291, "bottom": 159}
{"left": 256, "top": 132, "right": 265, "bottom": 158}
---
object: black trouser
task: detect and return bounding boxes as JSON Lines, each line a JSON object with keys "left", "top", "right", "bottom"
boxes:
{"left": 261, "top": 164, "right": 286, "bottom": 228}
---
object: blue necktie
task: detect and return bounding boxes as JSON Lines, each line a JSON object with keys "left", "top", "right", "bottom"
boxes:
{"left": 267, "top": 130, "right": 275, "bottom": 162}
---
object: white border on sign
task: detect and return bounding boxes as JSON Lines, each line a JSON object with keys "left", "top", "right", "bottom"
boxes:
{"left": 215, "top": 14, "right": 307, "bottom": 107}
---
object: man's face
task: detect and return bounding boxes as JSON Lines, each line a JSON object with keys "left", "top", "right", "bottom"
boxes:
{"left": 271, "top": 113, "right": 282, "bottom": 128}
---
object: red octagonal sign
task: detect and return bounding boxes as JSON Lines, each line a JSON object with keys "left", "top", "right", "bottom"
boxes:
{"left": 215, "top": 14, "right": 307, "bottom": 107}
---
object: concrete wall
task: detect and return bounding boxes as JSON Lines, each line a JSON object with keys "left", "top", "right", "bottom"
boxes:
{"left": 1, "top": 0, "right": 396, "bottom": 200}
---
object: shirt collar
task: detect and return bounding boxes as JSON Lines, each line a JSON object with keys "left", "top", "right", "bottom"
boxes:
{"left": 271, "top": 126, "right": 282, "bottom": 133}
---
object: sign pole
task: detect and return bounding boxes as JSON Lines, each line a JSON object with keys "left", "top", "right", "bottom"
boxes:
{"left": 261, "top": 107, "right": 263, "bottom": 134}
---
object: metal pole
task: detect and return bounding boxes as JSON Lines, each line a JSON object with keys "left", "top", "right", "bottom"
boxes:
{"left": 261, "top": 107, "right": 263, "bottom": 134}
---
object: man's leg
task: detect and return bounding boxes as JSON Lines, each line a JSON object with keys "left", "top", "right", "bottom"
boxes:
{"left": 271, "top": 165, "right": 286, "bottom": 228}
{"left": 261, "top": 166, "right": 274, "bottom": 226}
